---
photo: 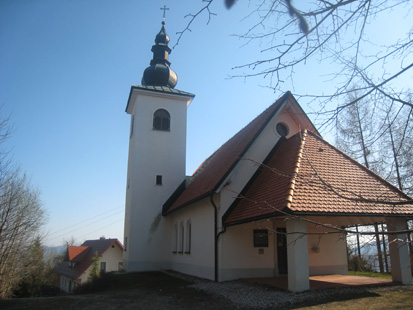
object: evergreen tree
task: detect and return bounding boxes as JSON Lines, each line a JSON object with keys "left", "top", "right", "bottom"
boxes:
{"left": 88, "top": 251, "right": 100, "bottom": 282}
{"left": 14, "top": 236, "right": 46, "bottom": 297}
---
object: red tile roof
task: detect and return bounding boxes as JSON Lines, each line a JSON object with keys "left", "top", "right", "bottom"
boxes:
{"left": 66, "top": 246, "right": 89, "bottom": 262}
{"left": 55, "top": 238, "right": 123, "bottom": 280}
{"left": 223, "top": 130, "right": 413, "bottom": 226}
{"left": 163, "top": 91, "right": 318, "bottom": 214}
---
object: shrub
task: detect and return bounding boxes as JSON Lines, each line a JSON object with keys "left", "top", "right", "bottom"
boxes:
{"left": 348, "top": 254, "right": 374, "bottom": 272}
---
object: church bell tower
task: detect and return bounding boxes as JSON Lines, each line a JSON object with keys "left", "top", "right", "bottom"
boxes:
{"left": 123, "top": 18, "right": 195, "bottom": 271}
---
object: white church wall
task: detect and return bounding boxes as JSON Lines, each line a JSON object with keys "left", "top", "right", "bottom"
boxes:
{"left": 219, "top": 222, "right": 275, "bottom": 281}
{"left": 167, "top": 198, "right": 215, "bottom": 281}
{"left": 307, "top": 222, "right": 348, "bottom": 275}
{"left": 124, "top": 90, "right": 191, "bottom": 272}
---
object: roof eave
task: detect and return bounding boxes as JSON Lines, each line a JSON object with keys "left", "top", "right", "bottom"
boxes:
{"left": 164, "top": 191, "right": 214, "bottom": 215}
{"left": 125, "top": 85, "right": 195, "bottom": 114}
{"left": 223, "top": 209, "right": 413, "bottom": 227}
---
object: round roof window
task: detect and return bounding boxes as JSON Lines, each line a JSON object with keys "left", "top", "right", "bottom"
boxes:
{"left": 276, "top": 123, "right": 289, "bottom": 137}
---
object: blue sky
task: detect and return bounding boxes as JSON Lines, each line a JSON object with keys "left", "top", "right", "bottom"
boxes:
{"left": 1, "top": 1, "right": 411, "bottom": 246}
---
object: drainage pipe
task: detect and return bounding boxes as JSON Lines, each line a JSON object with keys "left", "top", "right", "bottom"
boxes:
{"left": 210, "top": 194, "right": 227, "bottom": 282}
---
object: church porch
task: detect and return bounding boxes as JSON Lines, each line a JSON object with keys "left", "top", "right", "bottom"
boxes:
{"left": 220, "top": 215, "right": 411, "bottom": 292}
{"left": 277, "top": 215, "right": 412, "bottom": 291}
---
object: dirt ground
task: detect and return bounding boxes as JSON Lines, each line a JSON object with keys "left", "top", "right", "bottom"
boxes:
{"left": 0, "top": 272, "right": 412, "bottom": 310}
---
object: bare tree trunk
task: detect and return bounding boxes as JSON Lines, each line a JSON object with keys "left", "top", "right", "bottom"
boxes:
{"left": 355, "top": 224, "right": 362, "bottom": 265}
{"left": 381, "top": 223, "right": 389, "bottom": 273}
{"left": 374, "top": 223, "right": 384, "bottom": 273}
{"left": 388, "top": 119, "right": 403, "bottom": 191}
{"left": 355, "top": 104, "right": 370, "bottom": 169}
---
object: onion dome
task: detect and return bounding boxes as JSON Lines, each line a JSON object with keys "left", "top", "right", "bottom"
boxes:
{"left": 141, "top": 20, "right": 178, "bottom": 88}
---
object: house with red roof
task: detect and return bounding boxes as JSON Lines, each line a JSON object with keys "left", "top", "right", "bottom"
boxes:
{"left": 55, "top": 238, "right": 123, "bottom": 293}
{"left": 123, "top": 20, "right": 413, "bottom": 292}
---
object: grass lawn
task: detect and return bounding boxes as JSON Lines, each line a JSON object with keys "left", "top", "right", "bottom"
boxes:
{"left": 297, "top": 272, "right": 413, "bottom": 310}
{"left": 347, "top": 271, "right": 393, "bottom": 280}
{"left": 298, "top": 287, "right": 413, "bottom": 310}
{"left": 0, "top": 272, "right": 412, "bottom": 310}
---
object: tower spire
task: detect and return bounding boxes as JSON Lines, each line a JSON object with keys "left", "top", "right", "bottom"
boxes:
{"left": 141, "top": 15, "right": 178, "bottom": 88}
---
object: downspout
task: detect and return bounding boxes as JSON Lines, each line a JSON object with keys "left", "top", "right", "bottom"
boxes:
{"left": 210, "top": 194, "right": 226, "bottom": 282}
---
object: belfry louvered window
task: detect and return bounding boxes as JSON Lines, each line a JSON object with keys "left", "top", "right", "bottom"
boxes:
{"left": 153, "top": 109, "right": 170, "bottom": 131}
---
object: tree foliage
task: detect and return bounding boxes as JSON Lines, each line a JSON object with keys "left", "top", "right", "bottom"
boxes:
{"left": 336, "top": 90, "right": 413, "bottom": 195}
{"left": 0, "top": 117, "right": 47, "bottom": 298}
{"left": 179, "top": 0, "right": 413, "bottom": 131}
{"left": 13, "top": 236, "right": 59, "bottom": 297}
{"left": 88, "top": 251, "right": 100, "bottom": 282}
{"left": 336, "top": 92, "right": 377, "bottom": 169}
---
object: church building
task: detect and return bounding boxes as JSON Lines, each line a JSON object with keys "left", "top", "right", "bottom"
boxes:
{"left": 123, "top": 19, "right": 413, "bottom": 292}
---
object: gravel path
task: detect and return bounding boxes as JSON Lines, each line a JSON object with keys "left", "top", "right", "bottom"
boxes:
{"left": 163, "top": 270, "right": 402, "bottom": 309}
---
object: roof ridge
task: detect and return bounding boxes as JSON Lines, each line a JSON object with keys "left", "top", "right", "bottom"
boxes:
{"left": 285, "top": 130, "right": 307, "bottom": 209}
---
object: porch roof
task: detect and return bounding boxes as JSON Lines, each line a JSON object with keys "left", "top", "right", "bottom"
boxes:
{"left": 223, "top": 130, "right": 413, "bottom": 226}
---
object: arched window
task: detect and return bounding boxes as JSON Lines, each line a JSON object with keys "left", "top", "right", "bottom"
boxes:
{"left": 172, "top": 224, "right": 178, "bottom": 253}
{"left": 178, "top": 222, "right": 184, "bottom": 253}
{"left": 185, "top": 220, "right": 191, "bottom": 254}
{"left": 153, "top": 109, "right": 170, "bottom": 131}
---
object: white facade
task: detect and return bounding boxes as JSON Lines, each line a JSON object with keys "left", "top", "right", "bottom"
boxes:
{"left": 168, "top": 198, "right": 215, "bottom": 280}
{"left": 122, "top": 92, "right": 350, "bottom": 286}
{"left": 123, "top": 87, "right": 194, "bottom": 272}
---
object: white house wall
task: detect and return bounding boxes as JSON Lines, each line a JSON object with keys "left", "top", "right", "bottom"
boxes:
{"left": 307, "top": 223, "right": 348, "bottom": 275}
{"left": 100, "top": 243, "right": 123, "bottom": 273}
{"left": 274, "top": 218, "right": 347, "bottom": 276}
{"left": 168, "top": 198, "right": 215, "bottom": 281}
{"left": 124, "top": 90, "right": 190, "bottom": 272}
{"left": 220, "top": 221, "right": 275, "bottom": 281}
{"left": 78, "top": 266, "right": 91, "bottom": 285}
{"left": 59, "top": 276, "right": 80, "bottom": 293}
{"left": 77, "top": 243, "right": 124, "bottom": 285}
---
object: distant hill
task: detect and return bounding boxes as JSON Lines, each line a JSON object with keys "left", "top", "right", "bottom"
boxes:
{"left": 43, "top": 245, "right": 66, "bottom": 260}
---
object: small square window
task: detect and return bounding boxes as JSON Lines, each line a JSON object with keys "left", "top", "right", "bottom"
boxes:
{"left": 156, "top": 175, "right": 162, "bottom": 185}
{"left": 254, "top": 230, "right": 268, "bottom": 247}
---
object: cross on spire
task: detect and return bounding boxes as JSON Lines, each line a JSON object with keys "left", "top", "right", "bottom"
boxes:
{"left": 160, "top": 5, "right": 169, "bottom": 19}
